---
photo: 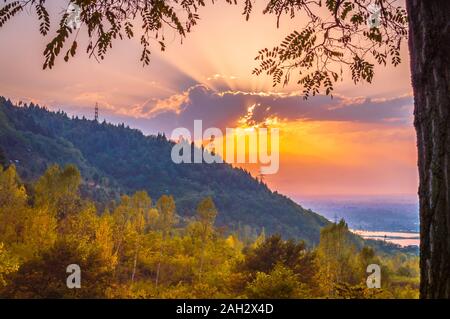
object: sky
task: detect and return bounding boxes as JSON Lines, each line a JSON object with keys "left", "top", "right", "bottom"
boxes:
{"left": 0, "top": 1, "right": 418, "bottom": 199}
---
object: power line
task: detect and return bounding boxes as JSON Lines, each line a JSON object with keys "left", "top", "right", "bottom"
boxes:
{"left": 94, "top": 102, "right": 99, "bottom": 122}
{"left": 257, "top": 168, "right": 265, "bottom": 183}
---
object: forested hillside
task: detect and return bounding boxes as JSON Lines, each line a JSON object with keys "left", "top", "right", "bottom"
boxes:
{"left": 0, "top": 97, "right": 420, "bottom": 298}
{"left": 0, "top": 164, "right": 419, "bottom": 298}
{"left": 0, "top": 97, "right": 329, "bottom": 244}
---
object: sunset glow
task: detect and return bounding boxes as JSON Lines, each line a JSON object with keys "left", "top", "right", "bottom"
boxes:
{"left": 0, "top": 0, "right": 417, "bottom": 198}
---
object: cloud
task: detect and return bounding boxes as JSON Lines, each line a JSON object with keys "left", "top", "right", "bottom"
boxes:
{"left": 135, "top": 85, "right": 413, "bottom": 134}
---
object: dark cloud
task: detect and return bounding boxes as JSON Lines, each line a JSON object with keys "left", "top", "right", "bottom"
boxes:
{"left": 117, "top": 85, "right": 413, "bottom": 135}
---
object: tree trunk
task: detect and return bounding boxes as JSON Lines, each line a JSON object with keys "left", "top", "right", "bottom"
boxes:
{"left": 406, "top": 0, "right": 450, "bottom": 299}
{"left": 198, "top": 242, "right": 206, "bottom": 283}
{"left": 131, "top": 243, "right": 139, "bottom": 283}
{"left": 155, "top": 234, "right": 165, "bottom": 288}
{"left": 155, "top": 247, "right": 163, "bottom": 288}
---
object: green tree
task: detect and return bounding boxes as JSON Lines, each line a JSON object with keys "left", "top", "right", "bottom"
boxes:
{"left": 128, "top": 191, "right": 152, "bottom": 283}
{"left": 195, "top": 197, "right": 217, "bottom": 282}
{"left": 246, "top": 264, "right": 309, "bottom": 299}
{"left": 0, "top": 165, "right": 56, "bottom": 260}
{"left": 111, "top": 192, "right": 154, "bottom": 283}
{"left": 357, "top": 246, "right": 379, "bottom": 280}
{"left": 315, "top": 219, "right": 360, "bottom": 297}
{"left": 0, "top": 243, "right": 19, "bottom": 289}
{"left": 0, "top": 165, "right": 26, "bottom": 209}
{"left": 154, "top": 194, "right": 176, "bottom": 287}
{"left": 61, "top": 203, "right": 117, "bottom": 274}
{"left": 1, "top": 239, "right": 115, "bottom": 298}
{"left": 34, "top": 164, "right": 81, "bottom": 219}
{"left": 240, "top": 234, "right": 306, "bottom": 275}
{"left": 0, "top": 165, "right": 28, "bottom": 245}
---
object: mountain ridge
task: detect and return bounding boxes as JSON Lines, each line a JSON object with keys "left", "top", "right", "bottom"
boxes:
{"left": 0, "top": 96, "right": 330, "bottom": 245}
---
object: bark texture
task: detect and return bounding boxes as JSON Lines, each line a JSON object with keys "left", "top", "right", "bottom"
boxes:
{"left": 406, "top": 0, "right": 450, "bottom": 299}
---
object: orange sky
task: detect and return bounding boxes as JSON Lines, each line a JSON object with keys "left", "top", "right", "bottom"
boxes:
{"left": 0, "top": 1, "right": 418, "bottom": 198}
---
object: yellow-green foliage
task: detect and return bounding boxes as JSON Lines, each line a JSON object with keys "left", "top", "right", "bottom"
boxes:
{"left": 0, "top": 164, "right": 419, "bottom": 299}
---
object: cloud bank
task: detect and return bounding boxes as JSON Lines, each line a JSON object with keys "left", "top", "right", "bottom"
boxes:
{"left": 130, "top": 85, "right": 413, "bottom": 134}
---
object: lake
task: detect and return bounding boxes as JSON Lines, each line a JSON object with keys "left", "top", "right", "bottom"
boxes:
{"left": 351, "top": 229, "right": 420, "bottom": 247}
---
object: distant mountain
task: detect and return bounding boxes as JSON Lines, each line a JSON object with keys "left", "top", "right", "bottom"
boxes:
{"left": 299, "top": 197, "right": 420, "bottom": 233}
{"left": 0, "top": 97, "right": 330, "bottom": 245}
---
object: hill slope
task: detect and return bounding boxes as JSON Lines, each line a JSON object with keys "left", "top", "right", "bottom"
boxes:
{"left": 0, "top": 97, "right": 330, "bottom": 244}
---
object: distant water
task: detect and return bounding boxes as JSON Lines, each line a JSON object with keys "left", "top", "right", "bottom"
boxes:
{"left": 296, "top": 194, "right": 420, "bottom": 247}
{"left": 351, "top": 229, "right": 419, "bottom": 247}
